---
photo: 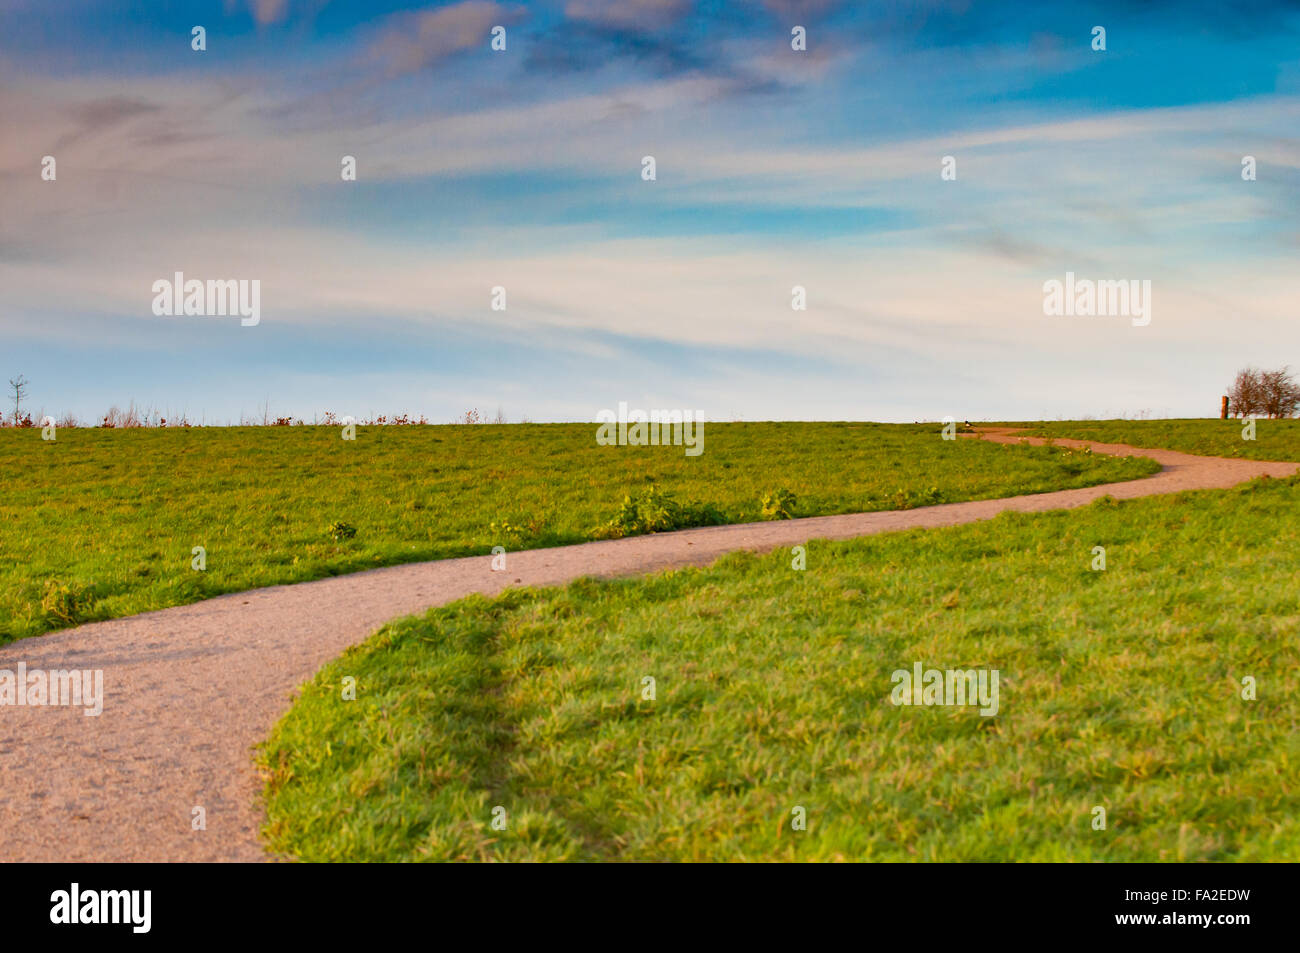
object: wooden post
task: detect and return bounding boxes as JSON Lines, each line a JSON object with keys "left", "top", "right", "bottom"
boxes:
{"left": 1220, "top": 395, "right": 1230, "bottom": 419}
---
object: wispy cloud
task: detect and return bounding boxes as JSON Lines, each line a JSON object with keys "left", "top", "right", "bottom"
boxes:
{"left": 367, "top": 1, "right": 527, "bottom": 77}
{"left": 565, "top": 0, "right": 693, "bottom": 29}
{"left": 53, "top": 95, "right": 160, "bottom": 150}
{"left": 244, "top": 0, "right": 289, "bottom": 25}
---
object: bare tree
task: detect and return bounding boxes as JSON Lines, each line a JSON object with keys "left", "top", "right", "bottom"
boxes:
{"left": 1229, "top": 366, "right": 1300, "bottom": 418}
{"left": 1260, "top": 366, "right": 1300, "bottom": 418}
{"left": 1227, "top": 368, "right": 1265, "bottom": 417}
{"left": 8, "top": 375, "right": 28, "bottom": 424}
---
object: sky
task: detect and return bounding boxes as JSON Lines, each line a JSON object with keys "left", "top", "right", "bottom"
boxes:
{"left": 2, "top": 0, "right": 1299, "bottom": 424}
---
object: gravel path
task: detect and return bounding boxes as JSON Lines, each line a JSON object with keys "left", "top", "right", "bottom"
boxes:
{"left": 1, "top": 431, "right": 1294, "bottom": 862}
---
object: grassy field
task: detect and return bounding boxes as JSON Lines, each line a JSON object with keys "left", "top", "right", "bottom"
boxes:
{"left": 261, "top": 474, "right": 1300, "bottom": 862}
{"left": 1026, "top": 418, "right": 1300, "bottom": 461}
{"left": 0, "top": 422, "right": 1157, "bottom": 642}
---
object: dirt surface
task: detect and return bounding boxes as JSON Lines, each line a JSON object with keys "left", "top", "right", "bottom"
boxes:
{"left": 1, "top": 430, "right": 1294, "bottom": 862}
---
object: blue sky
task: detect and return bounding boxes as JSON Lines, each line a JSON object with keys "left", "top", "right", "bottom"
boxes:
{"left": 3, "top": 0, "right": 1299, "bottom": 423}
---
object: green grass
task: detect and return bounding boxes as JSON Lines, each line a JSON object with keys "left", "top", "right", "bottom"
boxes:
{"left": 1025, "top": 417, "right": 1300, "bottom": 461}
{"left": 261, "top": 475, "right": 1300, "bottom": 862}
{"left": 0, "top": 422, "right": 1156, "bottom": 642}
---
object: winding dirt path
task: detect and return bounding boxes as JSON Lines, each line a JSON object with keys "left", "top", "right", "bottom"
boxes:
{"left": 1, "top": 431, "right": 1294, "bottom": 862}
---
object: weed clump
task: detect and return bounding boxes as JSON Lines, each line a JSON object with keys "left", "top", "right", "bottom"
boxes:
{"left": 41, "top": 580, "right": 92, "bottom": 625}
{"left": 760, "top": 488, "right": 798, "bottom": 520}
{"left": 891, "top": 486, "right": 945, "bottom": 509}
{"left": 328, "top": 521, "right": 357, "bottom": 541}
{"left": 604, "top": 485, "right": 725, "bottom": 537}
{"left": 490, "top": 516, "right": 548, "bottom": 546}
